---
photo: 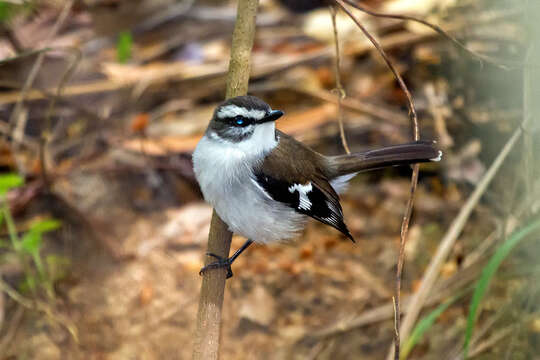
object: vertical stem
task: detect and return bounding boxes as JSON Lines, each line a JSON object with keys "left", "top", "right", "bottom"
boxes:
{"left": 192, "top": 1, "right": 259, "bottom": 359}
{"left": 394, "top": 163, "right": 419, "bottom": 360}
{"left": 329, "top": 5, "right": 351, "bottom": 154}
{"left": 333, "top": 2, "right": 421, "bottom": 358}
{"left": 225, "top": 0, "right": 260, "bottom": 100}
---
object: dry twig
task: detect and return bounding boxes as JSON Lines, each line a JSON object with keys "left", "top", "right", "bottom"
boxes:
{"left": 306, "top": 246, "right": 486, "bottom": 341}
{"left": 342, "top": 0, "right": 513, "bottom": 69}
{"left": 40, "top": 47, "right": 82, "bottom": 187}
{"left": 0, "top": 306, "right": 24, "bottom": 355}
{"left": 192, "top": 1, "right": 259, "bottom": 359}
{"left": 333, "top": 1, "right": 420, "bottom": 358}
{"left": 329, "top": 5, "right": 350, "bottom": 154}
{"left": 0, "top": 48, "right": 331, "bottom": 106}
{"left": 292, "top": 86, "right": 408, "bottom": 125}
{"left": 7, "top": 1, "right": 73, "bottom": 177}
{"left": 8, "top": 1, "right": 74, "bottom": 132}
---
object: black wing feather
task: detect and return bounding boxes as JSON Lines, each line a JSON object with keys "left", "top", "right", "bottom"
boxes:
{"left": 254, "top": 173, "right": 354, "bottom": 241}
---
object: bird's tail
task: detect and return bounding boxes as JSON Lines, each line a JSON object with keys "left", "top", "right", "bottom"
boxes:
{"left": 325, "top": 141, "right": 442, "bottom": 178}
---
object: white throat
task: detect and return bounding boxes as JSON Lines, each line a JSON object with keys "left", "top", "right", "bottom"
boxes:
{"left": 207, "top": 121, "right": 278, "bottom": 160}
{"left": 242, "top": 121, "right": 278, "bottom": 156}
{"left": 193, "top": 121, "right": 278, "bottom": 199}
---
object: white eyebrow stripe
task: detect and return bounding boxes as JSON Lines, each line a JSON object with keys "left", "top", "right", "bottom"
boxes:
{"left": 217, "top": 104, "right": 266, "bottom": 120}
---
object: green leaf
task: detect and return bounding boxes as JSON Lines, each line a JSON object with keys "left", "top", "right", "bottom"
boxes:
{"left": 0, "top": 173, "right": 23, "bottom": 195}
{"left": 401, "top": 292, "right": 464, "bottom": 359}
{"left": 117, "top": 30, "right": 133, "bottom": 63}
{"left": 21, "top": 231, "right": 41, "bottom": 254}
{"left": 0, "top": 1, "right": 35, "bottom": 23}
{"left": 29, "top": 219, "right": 61, "bottom": 234}
{"left": 20, "top": 219, "right": 61, "bottom": 254}
{"left": 0, "top": 2, "right": 13, "bottom": 22}
{"left": 463, "top": 218, "right": 540, "bottom": 357}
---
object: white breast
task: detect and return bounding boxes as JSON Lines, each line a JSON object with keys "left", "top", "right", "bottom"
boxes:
{"left": 192, "top": 126, "right": 307, "bottom": 243}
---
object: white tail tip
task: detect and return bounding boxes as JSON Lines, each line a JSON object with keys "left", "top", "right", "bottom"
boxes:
{"left": 430, "top": 150, "right": 443, "bottom": 162}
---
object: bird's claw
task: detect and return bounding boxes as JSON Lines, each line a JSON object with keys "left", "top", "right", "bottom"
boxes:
{"left": 199, "top": 252, "right": 234, "bottom": 279}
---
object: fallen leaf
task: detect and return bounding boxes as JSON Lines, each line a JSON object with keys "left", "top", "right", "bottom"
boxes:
{"left": 139, "top": 283, "right": 153, "bottom": 306}
{"left": 299, "top": 245, "right": 314, "bottom": 259}
{"left": 239, "top": 286, "right": 277, "bottom": 326}
{"left": 131, "top": 113, "right": 150, "bottom": 133}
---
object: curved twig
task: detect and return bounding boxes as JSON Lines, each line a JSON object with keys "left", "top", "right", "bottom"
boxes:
{"left": 329, "top": 5, "right": 351, "bottom": 154}
{"left": 333, "top": 1, "right": 420, "bottom": 358}
{"left": 342, "top": 0, "right": 513, "bottom": 70}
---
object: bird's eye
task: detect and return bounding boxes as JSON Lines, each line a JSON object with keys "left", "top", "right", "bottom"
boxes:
{"left": 235, "top": 116, "right": 245, "bottom": 126}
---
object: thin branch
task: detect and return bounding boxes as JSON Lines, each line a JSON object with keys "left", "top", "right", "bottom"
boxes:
{"left": 292, "top": 86, "right": 409, "bottom": 124}
{"left": 0, "top": 277, "right": 78, "bottom": 342}
{"left": 334, "top": 0, "right": 419, "bottom": 138}
{"left": 0, "top": 306, "right": 24, "bottom": 355}
{"left": 333, "top": 2, "right": 420, "bottom": 359}
{"left": 341, "top": 0, "right": 513, "bottom": 69}
{"left": 0, "top": 47, "right": 332, "bottom": 106}
{"left": 393, "top": 163, "right": 419, "bottom": 360}
{"left": 306, "top": 246, "right": 488, "bottom": 341}
{"left": 192, "top": 1, "right": 259, "bottom": 359}
{"left": 329, "top": 5, "right": 351, "bottom": 154}
{"left": 40, "top": 47, "right": 82, "bottom": 188}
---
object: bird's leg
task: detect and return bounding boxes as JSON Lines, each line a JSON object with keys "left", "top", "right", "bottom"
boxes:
{"left": 199, "top": 239, "right": 254, "bottom": 279}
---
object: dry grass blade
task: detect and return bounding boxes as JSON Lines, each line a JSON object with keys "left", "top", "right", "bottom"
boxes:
{"left": 306, "top": 247, "right": 492, "bottom": 342}
{"left": 397, "top": 123, "right": 524, "bottom": 355}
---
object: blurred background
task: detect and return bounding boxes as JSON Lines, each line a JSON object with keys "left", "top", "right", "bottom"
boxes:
{"left": 0, "top": 0, "right": 538, "bottom": 359}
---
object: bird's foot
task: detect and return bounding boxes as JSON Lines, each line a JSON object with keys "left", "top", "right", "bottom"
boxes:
{"left": 199, "top": 253, "right": 234, "bottom": 279}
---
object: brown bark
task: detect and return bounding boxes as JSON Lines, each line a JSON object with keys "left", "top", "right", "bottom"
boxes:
{"left": 192, "top": 1, "right": 259, "bottom": 359}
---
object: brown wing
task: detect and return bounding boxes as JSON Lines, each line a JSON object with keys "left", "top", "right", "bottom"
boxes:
{"left": 255, "top": 131, "right": 354, "bottom": 241}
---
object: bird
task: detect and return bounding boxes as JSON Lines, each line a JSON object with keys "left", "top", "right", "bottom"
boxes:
{"left": 192, "top": 95, "right": 441, "bottom": 278}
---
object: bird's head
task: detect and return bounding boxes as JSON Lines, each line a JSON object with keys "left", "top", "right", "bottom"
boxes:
{"left": 207, "top": 95, "right": 284, "bottom": 144}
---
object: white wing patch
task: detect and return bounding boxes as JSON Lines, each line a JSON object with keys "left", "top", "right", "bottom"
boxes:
{"left": 217, "top": 104, "right": 266, "bottom": 120}
{"left": 288, "top": 183, "right": 313, "bottom": 210}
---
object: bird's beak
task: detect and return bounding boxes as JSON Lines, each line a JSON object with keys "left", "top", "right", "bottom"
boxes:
{"left": 259, "top": 110, "right": 284, "bottom": 124}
